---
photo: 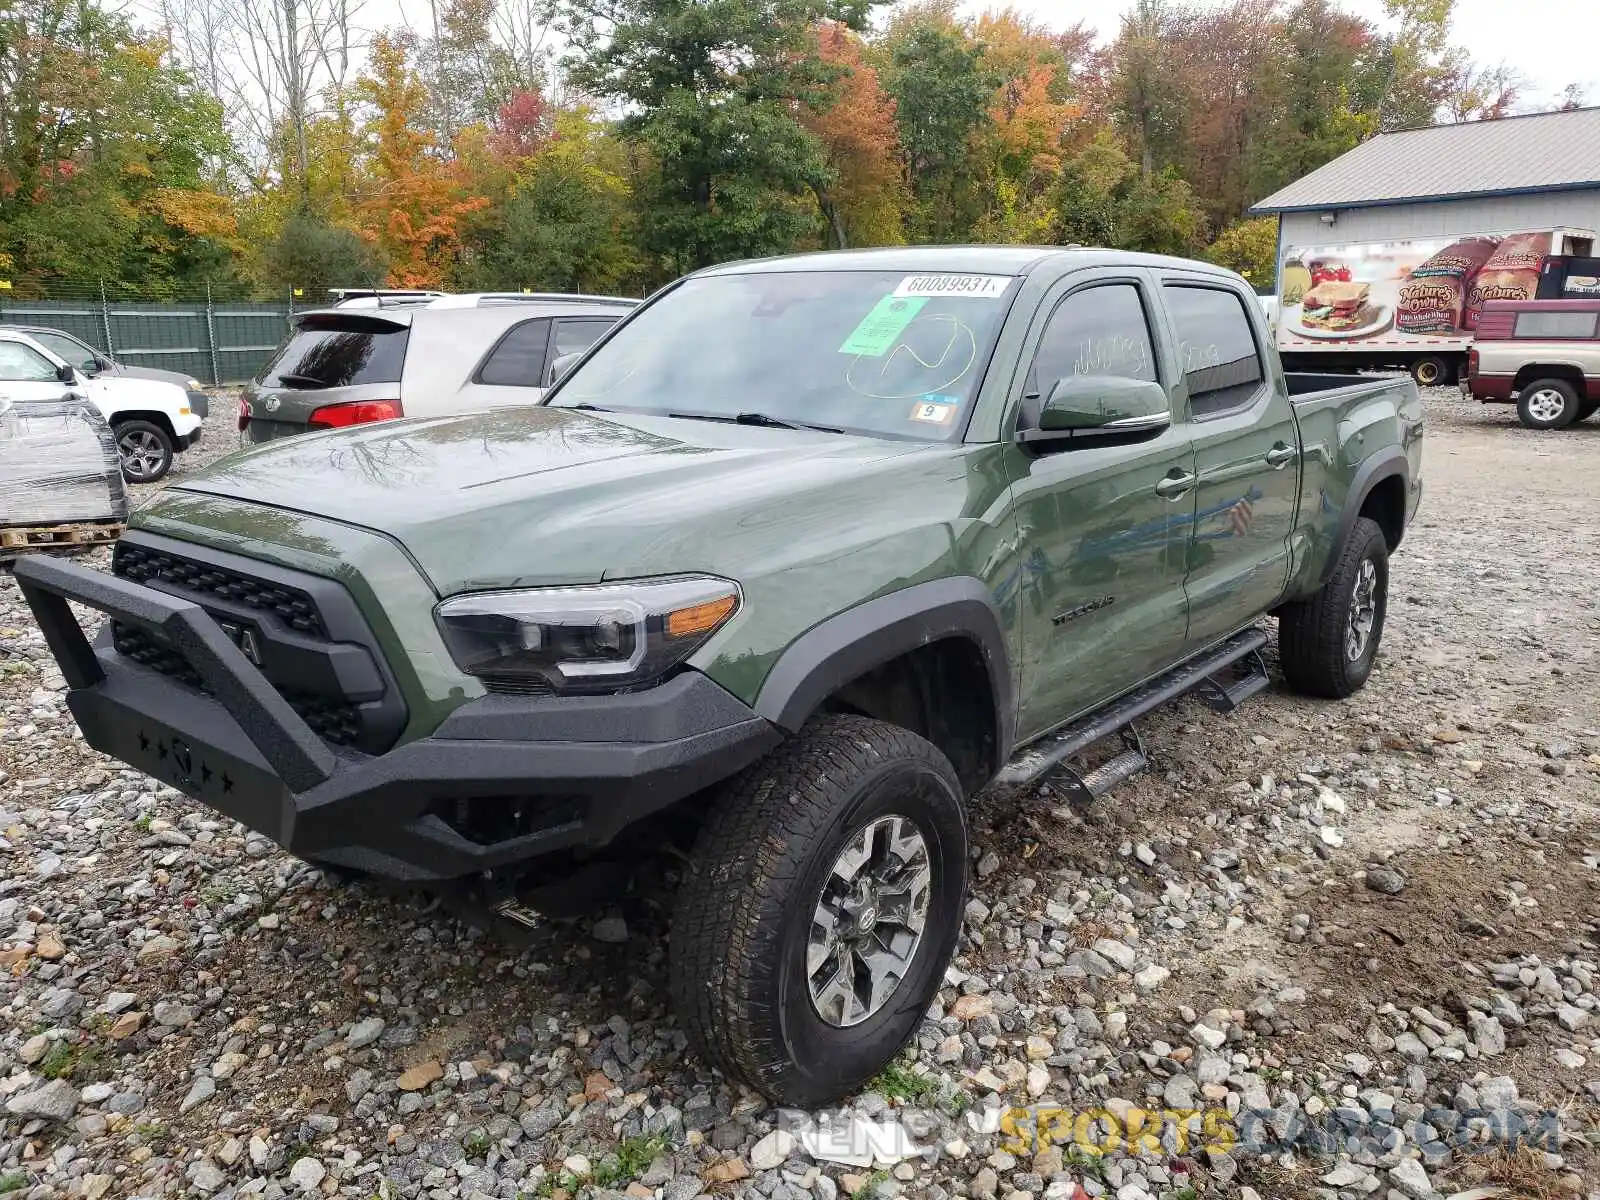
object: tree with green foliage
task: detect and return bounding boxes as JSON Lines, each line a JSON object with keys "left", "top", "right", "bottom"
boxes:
{"left": 0, "top": 0, "right": 234, "bottom": 293}
{"left": 454, "top": 107, "right": 640, "bottom": 293}
{"left": 1204, "top": 216, "right": 1279, "bottom": 290}
{"left": 253, "top": 206, "right": 388, "bottom": 294}
{"left": 563, "top": 0, "right": 876, "bottom": 275}
{"left": 1052, "top": 133, "right": 1204, "bottom": 257}
{"left": 877, "top": 3, "right": 995, "bottom": 242}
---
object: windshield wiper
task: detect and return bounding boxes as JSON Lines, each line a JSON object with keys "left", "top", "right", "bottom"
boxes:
{"left": 667, "top": 410, "right": 845, "bottom": 434}
{"left": 567, "top": 402, "right": 613, "bottom": 413}
{"left": 273, "top": 372, "right": 331, "bottom": 389}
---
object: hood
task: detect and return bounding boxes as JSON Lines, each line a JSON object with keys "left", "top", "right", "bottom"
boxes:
{"left": 84, "top": 375, "right": 188, "bottom": 409}
{"left": 118, "top": 363, "right": 201, "bottom": 389}
{"left": 162, "top": 406, "right": 942, "bottom": 594}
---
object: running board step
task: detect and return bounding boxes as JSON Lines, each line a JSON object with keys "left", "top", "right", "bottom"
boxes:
{"left": 995, "top": 626, "right": 1270, "bottom": 790}
{"left": 1193, "top": 646, "right": 1271, "bottom": 713}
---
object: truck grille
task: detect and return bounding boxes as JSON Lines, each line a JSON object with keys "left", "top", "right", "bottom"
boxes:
{"left": 110, "top": 625, "right": 363, "bottom": 747}
{"left": 108, "top": 537, "right": 402, "bottom": 753}
{"left": 114, "top": 543, "right": 327, "bottom": 639}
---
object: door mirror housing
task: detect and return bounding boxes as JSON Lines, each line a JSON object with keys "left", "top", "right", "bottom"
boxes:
{"left": 55, "top": 362, "right": 77, "bottom": 384}
{"left": 546, "top": 351, "right": 583, "bottom": 387}
{"left": 1023, "top": 375, "right": 1171, "bottom": 449}
{"left": 91, "top": 354, "right": 113, "bottom": 373}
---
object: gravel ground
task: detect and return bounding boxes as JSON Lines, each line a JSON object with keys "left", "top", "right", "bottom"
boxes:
{"left": 1, "top": 386, "right": 1598, "bottom": 1200}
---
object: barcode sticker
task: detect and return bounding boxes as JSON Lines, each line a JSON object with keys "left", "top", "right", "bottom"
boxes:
{"left": 892, "top": 274, "right": 1011, "bottom": 299}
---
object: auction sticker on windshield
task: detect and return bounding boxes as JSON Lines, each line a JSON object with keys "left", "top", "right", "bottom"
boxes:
{"left": 893, "top": 274, "right": 1011, "bottom": 299}
{"left": 839, "top": 296, "right": 928, "bottom": 357}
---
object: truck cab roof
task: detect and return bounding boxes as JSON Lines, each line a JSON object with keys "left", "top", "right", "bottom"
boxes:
{"left": 697, "top": 245, "right": 1241, "bottom": 282}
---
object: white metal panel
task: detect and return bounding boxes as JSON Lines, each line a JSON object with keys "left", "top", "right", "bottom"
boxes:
{"left": 1278, "top": 190, "right": 1600, "bottom": 249}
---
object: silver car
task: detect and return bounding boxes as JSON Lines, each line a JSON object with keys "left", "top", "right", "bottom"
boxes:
{"left": 239, "top": 293, "right": 637, "bottom": 442}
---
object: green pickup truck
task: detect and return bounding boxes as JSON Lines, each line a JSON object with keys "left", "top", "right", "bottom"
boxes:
{"left": 16, "top": 246, "right": 1423, "bottom": 1107}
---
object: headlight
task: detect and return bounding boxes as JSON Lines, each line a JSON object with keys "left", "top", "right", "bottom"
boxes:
{"left": 435, "top": 576, "right": 740, "bottom": 694}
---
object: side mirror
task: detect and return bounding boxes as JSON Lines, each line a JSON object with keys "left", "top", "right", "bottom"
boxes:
{"left": 55, "top": 363, "right": 76, "bottom": 384}
{"left": 546, "top": 351, "right": 582, "bottom": 387}
{"left": 1023, "top": 376, "right": 1171, "bottom": 448}
{"left": 92, "top": 355, "right": 113, "bottom": 373}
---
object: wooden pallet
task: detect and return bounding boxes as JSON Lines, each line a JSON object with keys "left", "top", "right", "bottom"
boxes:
{"left": 0, "top": 521, "right": 125, "bottom": 554}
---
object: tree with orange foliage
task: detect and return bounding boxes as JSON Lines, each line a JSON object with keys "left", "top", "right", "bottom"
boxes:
{"left": 352, "top": 33, "right": 489, "bottom": 287}
{"left": 800, "top": 23, "right": 907, "bottom": 249}
{"left": 971, "top": 9, "right": 1077, "bottom": 243}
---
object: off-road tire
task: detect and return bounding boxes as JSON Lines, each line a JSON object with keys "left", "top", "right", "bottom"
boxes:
{"left": 670, "top": 713, "right": 968, "bottom": 1107}
{"left": 1515, "top": 378, "right": 1581, "bottom": 430}
{"left": 1278, "top": 516, "right": 1389, "bottom": 699}
{"left": 113, "top": 419, "right": 174, "bottom": 483}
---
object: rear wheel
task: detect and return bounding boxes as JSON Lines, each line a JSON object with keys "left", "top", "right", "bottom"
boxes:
{"left": 670, "top": 714, "right": 968, "bottom": 1107}
{"left": 1516, "top": 378, "right": 1581, "bottom": 430}
{"left": 1409, "top": 356, "right": 1452, "bottom": 388}
{"left": 114, "top": 419, "right": 174, "bottom": 482}
{"left": 1278, "top": 516, "right": 1389, "bottom": 699}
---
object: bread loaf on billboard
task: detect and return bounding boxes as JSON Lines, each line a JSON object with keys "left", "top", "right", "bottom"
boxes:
{"left": 1464, "top": 232, "right": 1551, "bottom": 328}
{"left": 1396, "top": 237, "right": 1497, "bottom": 334}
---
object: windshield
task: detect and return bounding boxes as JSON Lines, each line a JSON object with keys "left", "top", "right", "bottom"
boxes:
{"left": 549, "top": 270, "right": 1018, "bottom": 439}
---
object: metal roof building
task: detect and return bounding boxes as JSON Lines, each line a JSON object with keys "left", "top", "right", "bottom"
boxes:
{"left": 1250, "top": 106, "right": 1600, "bottom": 280}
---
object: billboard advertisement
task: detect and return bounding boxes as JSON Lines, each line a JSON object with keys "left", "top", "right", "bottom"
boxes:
{"left": 1277, "top": 230, "right": 1553, "bottom": 349}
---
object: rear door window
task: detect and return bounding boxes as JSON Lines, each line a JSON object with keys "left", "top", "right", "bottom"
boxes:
{"left": 1513, "top": 311, "right": 1599, "bottom": 338}
{"left": 259, "top": 319, "right": 410, "bottom": 388}
{"left": 476, "top": 319, "right": 552, "bottom": 387}
{"left": 1162, "top": 285, "right": 1266, "bottom": 417}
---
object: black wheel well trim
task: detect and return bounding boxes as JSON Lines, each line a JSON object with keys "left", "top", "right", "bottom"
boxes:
{"left": 1513, "top": 366, "right": 1584, "bottom": 390}
{"left": 751, "top": 577, "right": 1015, "bottom": 763}
{"left": 109, "top": 410, "right": 177, "bottom": 439}
{"left": 1309, "top": 448, "right": 1408, "bottom": 595}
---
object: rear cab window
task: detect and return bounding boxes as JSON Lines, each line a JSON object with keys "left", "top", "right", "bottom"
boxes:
{"left": 259, "top": 316, "right": 410, "bottom": 388}
{"left": 1513, "top": 311, "right": 1599, "bottom": 339}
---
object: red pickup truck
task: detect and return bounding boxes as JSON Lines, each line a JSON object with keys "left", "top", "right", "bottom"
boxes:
{"left": 1465, "top": 299, "right": 1600, "bottom": 429}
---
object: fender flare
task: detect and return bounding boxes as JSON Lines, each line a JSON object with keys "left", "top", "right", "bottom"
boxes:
{"left": 1317, "top": 447, "right": 1408, "bottom": 591}
{"left": 752, "top": 577, "right": 1015, "bottom": 760}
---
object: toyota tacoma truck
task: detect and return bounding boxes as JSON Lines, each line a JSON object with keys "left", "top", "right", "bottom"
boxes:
{"left": 15, "top": 247, "right": 1423, "bottom": 1107}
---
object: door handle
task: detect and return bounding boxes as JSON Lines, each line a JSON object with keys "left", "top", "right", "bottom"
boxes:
{"left": 1155, "top": 470, "right": 1196, "bottom": 500}
{"left": 1265, "top": 443, "right": 1297, "bottom": 468}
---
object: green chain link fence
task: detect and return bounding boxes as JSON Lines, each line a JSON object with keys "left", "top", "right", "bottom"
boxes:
{"left": 0, "top": 282, "right": 307, "bottom": 386}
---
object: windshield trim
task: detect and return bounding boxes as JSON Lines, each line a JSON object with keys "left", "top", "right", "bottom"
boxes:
{"left": 542, "top": 268, "right": 1024, "bottom": 444}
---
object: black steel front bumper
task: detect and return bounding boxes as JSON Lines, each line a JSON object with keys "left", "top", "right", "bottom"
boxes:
{"left": 13, "top": 555, "right": 781, "bottom": 883}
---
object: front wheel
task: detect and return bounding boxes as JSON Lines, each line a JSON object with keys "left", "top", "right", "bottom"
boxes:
{"left": 1516, "top": 378, "right": 1581, "bottom": 430}
{"left": 1278, "top": 516, "right": 1389, "bottom": 699}
{"left": 114, "top": 419, "right": 174, "bottom": 483}
{"left": 670, "top": 714, "right": 968, "bottom": 1107}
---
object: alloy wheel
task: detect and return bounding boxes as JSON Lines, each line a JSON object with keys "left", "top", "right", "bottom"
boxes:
{"left": 1346, "top": 557, "right": 1379, "bottom": 661}
{"left": 118, "top": 429, "right": 166, "bottom": 481}
{"left": 806, "top": 815, "right": 933, "bottom": 1028}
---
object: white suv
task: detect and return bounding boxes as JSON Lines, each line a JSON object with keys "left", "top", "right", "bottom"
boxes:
{"left": 0, "top": 329, "right": 203, "bottom": 482}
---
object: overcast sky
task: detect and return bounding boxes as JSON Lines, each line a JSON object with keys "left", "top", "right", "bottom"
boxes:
{"left": 1003, "top": 0, "right": 1592, "bottom": 108}
{"left": 374, "top": 0, "right": 1594, "bottom": 110}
